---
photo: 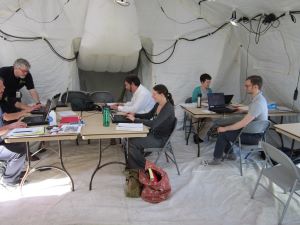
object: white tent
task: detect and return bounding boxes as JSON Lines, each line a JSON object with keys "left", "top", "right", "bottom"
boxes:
{"left": 1, "top": 0, "right": 300, "bottom": 224}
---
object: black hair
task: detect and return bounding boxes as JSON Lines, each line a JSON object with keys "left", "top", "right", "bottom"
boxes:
{"left": 246, "top": 75, "right": 263, "bottom": 90}
{"left": 124, "top": 75, "right": 141, "bottom": 86}
{"left": 153, "top": 84, "right": 174, "bottom": 106}
{"left": 200, "top": 73, "right": 212, "bottom": 83}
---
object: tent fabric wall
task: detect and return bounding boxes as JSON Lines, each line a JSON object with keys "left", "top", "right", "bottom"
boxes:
{"left": 0, "top": 0, "right": 300, "bottom": 114}
{"left": 77, "top": 0, "right": 141, "bottom": 72}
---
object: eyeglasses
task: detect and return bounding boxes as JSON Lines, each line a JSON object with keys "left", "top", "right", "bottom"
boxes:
{"left": 19, "top": 68, "right": 29, "bottom": 74}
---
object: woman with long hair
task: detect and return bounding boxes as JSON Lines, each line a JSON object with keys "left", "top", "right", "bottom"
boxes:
{"left": 126, "top": 84, "right": 175, "bottom": 169}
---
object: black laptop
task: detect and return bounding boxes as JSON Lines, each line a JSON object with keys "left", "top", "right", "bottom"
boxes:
{"left": 31, "top": 93, "right": 60, "bottom": 114}
{"left": 22, "top": 99, "right": 52, "bottom": 126}
{"left": 110, "top": 112, "right": 132, "bottom": 123}
{"left": 224, "top": 94, "right": 234, "bottom": 105}
{"left": 208, "top": 93, "right": 237, "bottom": 114}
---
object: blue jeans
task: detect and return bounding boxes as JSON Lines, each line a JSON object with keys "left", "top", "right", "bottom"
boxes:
{"left": 0, "top": 143, "right": 25, "bottom": 184}
{"left": 213, "top": 129, "right": 262, "bottom": 159}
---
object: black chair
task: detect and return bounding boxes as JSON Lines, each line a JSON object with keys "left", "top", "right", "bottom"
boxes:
{"left": 89, "top": 91, "right": 115, "bottom": 103}
{"left": 144, "top": 118, "right": 180, "bottom": 175}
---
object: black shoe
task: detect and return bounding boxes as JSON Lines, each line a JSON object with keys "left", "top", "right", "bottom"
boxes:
{"left": 144, "top": 152, "right": 152, "bottom": 157}
{"left": 26, "top": 154, "right": 40, "bottom": 161}
{"left": 193, "top": 134, "right": 203, "bottom": 144}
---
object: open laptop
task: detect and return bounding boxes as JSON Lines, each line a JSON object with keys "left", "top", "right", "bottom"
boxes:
{"left": 31, "top": 93, "right": 60, "bottom": 114}
{"left": 208, "top": 93, "right": 237, "bottom": 114}
{"left": 22, "top": 99, "right": 52, "bottom": 126}
{"left": 224, "top": 94, "right": 234, "bottom": 105}
{"left": 110, "top": 112, "right": 132, "bottom": 123}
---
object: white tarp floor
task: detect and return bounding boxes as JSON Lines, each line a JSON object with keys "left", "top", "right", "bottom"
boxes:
{"left": 0, "top": 129, "right": 300, "bottom": 225}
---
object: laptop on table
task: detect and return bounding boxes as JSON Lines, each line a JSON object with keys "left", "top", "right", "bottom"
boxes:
{"left": 31, "top": 93, "right": 60, "bottom": 114}
{"left": 208, "top": 93, "right": 237, "bottom": 114}
{"left": 22, "top": 99, "right": 52, "bottom": 126}
{"left": 110, "top": 112, "right": 132, "bottom": 124}
{"left": 224, "top": 94, "right": 234, "bottom": 105}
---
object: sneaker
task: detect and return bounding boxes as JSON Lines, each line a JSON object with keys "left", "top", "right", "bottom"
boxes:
{"left": 226, "top": 153, "right": 237, "bottom": 161}
{"left": 207, "top": 158, "right": 222, "bottom": 165}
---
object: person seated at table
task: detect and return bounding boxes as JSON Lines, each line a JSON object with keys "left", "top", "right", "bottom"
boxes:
{"left": 126, "top": 84, "right": 175, "bottom": 169}
{"left": 110, "top": 76, "right": 155, "bottom": 114}
{"left": 191, "top": 73, "right": 213, "bottom": 143}
{"left": 192, "top": 73, "right": 212, "bottom": 102}
{"left": 0, "top": 79, "right": 27, "bottom": 187}
{"left": 208, "top": 75, "right": 268, "bottom": 165}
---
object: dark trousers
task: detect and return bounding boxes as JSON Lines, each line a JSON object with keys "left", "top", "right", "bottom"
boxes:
{"left": 0, "top": 143, "right": 26, "bottom": 184}
{"left": 213, "top": 129, "right": 262, "bottom": 159}
{"left": 127, "top": 134, "right": 167, "bottom": 169}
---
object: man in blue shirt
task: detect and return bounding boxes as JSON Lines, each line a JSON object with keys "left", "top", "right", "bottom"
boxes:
{"left": 192, "top": 73, "right": 213, "bottom": 102}
{"left": 0, "top": 79, "right": 27, "bottom": 187}
{"left": 208, "top": 75, "right": 268, "bottom": 165}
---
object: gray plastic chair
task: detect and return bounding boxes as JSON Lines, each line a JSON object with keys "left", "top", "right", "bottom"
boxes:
{"left": 144, "top": 118, "right": 180, "bottom": 175}
{"left": 89, "top": 91, "right": 115, "bottom": 103}
{"left": 227, "top": 120, "right": 270, "bottom": 176}
{"left": 251, "top": 142, "right": 300, "bottom": 225}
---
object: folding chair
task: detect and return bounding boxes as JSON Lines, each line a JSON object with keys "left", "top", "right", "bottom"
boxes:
{"left": 144, "top": 118, "right": 180, "bottom": 175}
{"left": 89, "top": 91, "right": 115, "bottom": 103}
{"left": 251, "top": 142, "right": 300, "bottom": 225}
{"left": 183, "top": 97, "right": 192, "bottom": 131}
{"left": 226, "top": 120, "right": 270, "bottom": 176}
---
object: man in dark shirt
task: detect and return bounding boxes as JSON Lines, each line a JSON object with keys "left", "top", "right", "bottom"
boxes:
{"left": 0, "top": 58, "right": 41, "bottom": 112}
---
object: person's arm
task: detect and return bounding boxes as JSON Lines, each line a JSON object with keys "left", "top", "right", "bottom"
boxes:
{"left": 15, "top": 101, "right": 40, "bottom": 111}
{"left": 28, "top": 89, "right": 40, "bottom": 104}
{"left": 135, "top": 104, "right": 172, "bottom": 130}
{"left": 192, "top": 87, "right": 199, "bottom": 103}
{"left": 118, "top": 92, "right": 146, "bottom": 113}
{"left": 0, "top": 121, "right": 27, "bottom": 136}
{"left": 3, "top": 111, "right": 29, "bottom": 121}
{"left": 134, "top": 104, "right": 157, "bottom": 120}
{"left": 218, "top": 114, "right": 255, "bottom": 133}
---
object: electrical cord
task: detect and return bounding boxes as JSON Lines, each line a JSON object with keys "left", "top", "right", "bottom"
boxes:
{"left": 0, "top": 28, "right": 77, "bottom": 61}
{"left": 142, "top": 22, "right": 229, "bottom": 64}
{"left": 158, "top": 0, "right": 203, "bottom": 24}
{"left": 18, "top": 0, "right": 71, "bottom": 23}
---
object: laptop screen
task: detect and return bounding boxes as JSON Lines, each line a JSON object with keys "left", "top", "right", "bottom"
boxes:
{"left": 208, "top": 93, "right": 225, "bottom": 108}
{"left": 51, "top": 93, "right": 61, "bottom": 109}
{"left": 43, "top": 99, "right": 52, "bottom": 119}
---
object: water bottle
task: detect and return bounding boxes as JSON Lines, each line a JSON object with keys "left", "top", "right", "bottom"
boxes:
{"left": 197, "top": 93, "right": 202, "bottom": 108}
{"left": 102, "top": 107, "right": 110, "bottom": 127}
{"left": 48, "top": 110, "right": 57, "bottom": 126}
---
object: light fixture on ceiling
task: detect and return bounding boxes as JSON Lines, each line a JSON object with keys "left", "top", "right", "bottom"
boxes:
{"left": 230, "top": 10, "right": 239, "bottom": 26}
{"left": 115, "top": 0, "right": 130, "bottom": 7}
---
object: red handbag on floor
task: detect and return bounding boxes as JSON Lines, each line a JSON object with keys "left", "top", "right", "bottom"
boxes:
{"left": 139, "top": 160, "right": 171, "bottom": 203}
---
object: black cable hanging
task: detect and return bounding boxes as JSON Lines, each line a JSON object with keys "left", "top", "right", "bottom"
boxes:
{"left": 142, "top": 22, "right": 229, "bottom": 64}
{"left": 18, "top": 0, "right": 71, "bottom": 23}
{"left": 0, "top": 28, "right": 77, "bottom": 61}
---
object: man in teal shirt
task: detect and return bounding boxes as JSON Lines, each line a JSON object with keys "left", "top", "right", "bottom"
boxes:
{"left": 192, "top": 73, "right": 212, "bottom": 102}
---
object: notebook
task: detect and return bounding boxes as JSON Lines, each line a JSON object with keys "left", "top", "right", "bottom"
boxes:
{"left": 31, "top": 93, "right": 60, "bottom": 114}
{"left": 22, "top": 99, "right": 52, "bottom": 126}
{"left": 208, "top": 93, "right": 237, "bottom": 114}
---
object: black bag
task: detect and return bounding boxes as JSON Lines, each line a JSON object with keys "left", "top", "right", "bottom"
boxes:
{"left": 70, "top": 98, "right": 97, "bottom": 111}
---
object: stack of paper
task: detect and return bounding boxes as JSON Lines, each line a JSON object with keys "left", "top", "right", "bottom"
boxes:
{"left": 7, "top": 127, "right": 45, "bottom": 137}
{"left": 116, "top": 123, "right": 143, "bottom": 131}
{"left": 59, "top": 124, "right": 82, "bottom": 133}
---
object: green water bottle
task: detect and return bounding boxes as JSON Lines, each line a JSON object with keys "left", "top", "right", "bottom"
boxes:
{"left": 103, "top": 107, "right": 110, "bottom": 127}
